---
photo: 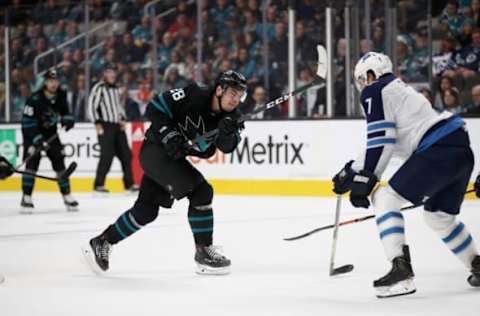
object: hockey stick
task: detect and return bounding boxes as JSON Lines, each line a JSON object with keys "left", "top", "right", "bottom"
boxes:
{"left": 284, "top": 189, "right": 476, "bottom": 241}
{"left": 12, "top": 162, "right": 77, "bottom": 182}
{"left": 239, "top": 45, "right": 327, "bottom": 122}
{"left": 329, "top": 195, "right": 354, "bottom": 276}
{"left": 16, "top": 129, "right": 65, "bottom": 170}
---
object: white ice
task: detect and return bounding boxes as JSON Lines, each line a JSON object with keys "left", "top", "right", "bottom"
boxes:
{"left": 0, "top": 192, "right": 479, "bottom": 316}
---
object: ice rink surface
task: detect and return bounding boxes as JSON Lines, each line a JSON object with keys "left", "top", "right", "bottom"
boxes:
{"left": 0, "top": 192, "right": 479, "bottom": 316}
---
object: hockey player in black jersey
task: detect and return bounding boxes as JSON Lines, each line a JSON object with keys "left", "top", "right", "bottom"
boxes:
{"left": 83, "top": 70, "right": 247, "bottom": 275}
{"left": 20, "top": 69, "right": 78, "bottom": 213}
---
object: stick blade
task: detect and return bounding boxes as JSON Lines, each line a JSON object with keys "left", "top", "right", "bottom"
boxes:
{"left": 330, "top": 264, "right": 354, "bottom": 276}
{"left": 316, "top": 45, "right": 328, "bottom": 79}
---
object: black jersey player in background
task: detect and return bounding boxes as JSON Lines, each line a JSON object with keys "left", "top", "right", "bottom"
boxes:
{"left": 20, "top": 69, "right": 78, "bottom": 213}
{"left": 83, "top": 70, "right": 247, "bottom": 275}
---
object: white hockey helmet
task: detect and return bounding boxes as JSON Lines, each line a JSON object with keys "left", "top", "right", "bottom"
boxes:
{"left": 353, "top": 52, "right": 393, "bottom": 92}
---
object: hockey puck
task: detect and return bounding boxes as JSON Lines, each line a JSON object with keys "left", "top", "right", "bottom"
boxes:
{"left": 330, "top": 264, "right": 354, "bottom": 276}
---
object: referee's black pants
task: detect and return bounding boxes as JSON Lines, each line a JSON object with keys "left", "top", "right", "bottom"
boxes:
{"left": 94, "top": 122, "right": 133, "bottom": 189}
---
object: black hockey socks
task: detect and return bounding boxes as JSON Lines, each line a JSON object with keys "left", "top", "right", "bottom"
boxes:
{"left": 188, "top": 204, "right": 214, "bottom": 245}
{"left": 22, "top": 173, "right": 35, "bottom": 195}
{"left": 100, "top": 200, "right": 160, "bottom": 244}
{"left": 101, "top": 210, "right": 145, "bottom": 244}
{"left": 187, "top": 181, "right": 214, "bottom": 246}
{"left": 57, "top": 174, "right": 71, "bottom": 195}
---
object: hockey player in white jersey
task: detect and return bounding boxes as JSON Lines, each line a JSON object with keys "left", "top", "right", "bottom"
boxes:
{"left": 332, "top": 52, "right": 480, "bottom": 298}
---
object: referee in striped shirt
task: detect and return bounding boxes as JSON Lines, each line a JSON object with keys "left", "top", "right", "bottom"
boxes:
{"left": 88, "top": 63, "right": 137, "bottom": 193}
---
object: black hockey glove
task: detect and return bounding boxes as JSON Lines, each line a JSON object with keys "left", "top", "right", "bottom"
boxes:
{"left": 475, "top": 174, "right": 480, "bottom": 198}
{"left": 160, "top": 128, "right": 189, "bottom": 160}
{"left": 0, "top": 156, "right": 14, "bottom": 180}
{"left": 349, "top": 169, "right": 378, "bottom": 209}
{"left": 27, "top": 135, "right": 48, "bottom": 156}
{"left": 332, "top": 160, "right": 355, "bottom": 194}
{"left": 218, "top": 115, "right": 244, "bottom": 136}
{"left": 61, "top": 115, "right": 75, "bottom": 131}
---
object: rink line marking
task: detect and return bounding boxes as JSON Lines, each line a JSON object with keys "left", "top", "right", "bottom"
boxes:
{"left": 0, "top": 213, "right": 332, "bottom": 241}
{"left": 1, "top": 178, "right": 476, "bottom": 199}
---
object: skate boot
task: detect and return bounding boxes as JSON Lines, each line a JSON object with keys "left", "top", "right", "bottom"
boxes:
{"left": 126, "top": 184, "right": 140, "bottom": 194}
{"left": 63, "top": 194, "right": 79, "bottom": 212}
{"left": 467, "top": 255, "right": 480, "bottom": 287}
{"left": 194, "top": 245, "right": 231, "bottom": 275}
{"left": 82, "top": 236, "right": 112, "bottom": 274}
{"left": 93, "top": 186, "right": 109, "bottom": 195}
{"left": 20, "top": 195, "right": 34, "bottom": 214}
{"left": 374, "top": 245, "right": 416, "bottom": 298}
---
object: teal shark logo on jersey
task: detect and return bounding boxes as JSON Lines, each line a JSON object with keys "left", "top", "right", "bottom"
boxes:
{"left": 178, "top": 116, "right": 217, "bottom": 152}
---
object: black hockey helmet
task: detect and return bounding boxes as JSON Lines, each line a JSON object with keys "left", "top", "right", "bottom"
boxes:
{"left": 215, "top": 70, "right": 247, "bottom": 92}
{"left": 44, "top": 68, "right": 58, "bottom": 81}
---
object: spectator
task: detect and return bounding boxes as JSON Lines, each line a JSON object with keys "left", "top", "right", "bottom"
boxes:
{"left": 435, "top": 76, "right": 455, "bottom": 109}
{"left": 442, "top": 87, "right": 464, "bottom": 113}
{"left": 439, "top": 0, "right": 466, "bottom": 38}
{"left": 67, "top": 73, "right": 88, "bottom": 121}
{"left": 167, "top": 13, "right": 194, "bottom": 41}
{"left": 247, "top": 85, "right": 280, "bottom": 119}
{"left": 132, "top": 15, "right": 153, "bottom": 47}
{"left": 164, "top": 50, "right": 187, "bottom": 78}
{"left": 157, "top": 32, "right": 176, "bottom": 74}
{"left": 372, "top": 23, "right": 386, "bottom": 52}
{"left": 419, "top": 87, "right": 434, "bottom": 105}
{"left": 117, "top": 32, "right": 144, "bottom": 65}
{"left": 12, "top": 83, "right": 30, "bottom": 122}
{"left": 161, "top": 67, "right": 189, "bottom": 92}
{"left": 234, "top": 47, "right": 257, "bottom": 81}
{"left": 10, "top": 37, "right": 26, "bottom": 68}
{"left": 297, "top": 67, "right": 323, "bottom": 117}
{"left": 465, "top": 84, "right": 480, "bottom": 114}
{"left": 447, "top": 28, "right": 480, "bottom": 79}
{"left": 25, "top": 37, "right": 52, "bottom": 70}
{"left": 296, "top": 20, "right": 318, "bottom": 64}
{"left": 433, "top": 37, "right": 457, "bottom": 77}
{"left": 50, "top": 19, "right": 68, "bottom": 47}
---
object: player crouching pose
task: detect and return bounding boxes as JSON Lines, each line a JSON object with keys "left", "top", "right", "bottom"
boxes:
{"left": 332, "top": 52, "right": 480, "bottom": 298}
{"left": 83, "top": 70, "right": 247, "bottom": 275}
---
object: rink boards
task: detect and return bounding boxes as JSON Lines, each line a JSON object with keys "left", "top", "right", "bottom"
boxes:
{"left": 0, "top": 119, "right": 479, "bottom": 196}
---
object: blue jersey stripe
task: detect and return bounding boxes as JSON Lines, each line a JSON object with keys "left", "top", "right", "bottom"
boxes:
{"left": 367, "top": 121, "right": 396, "bottom": 132}
{"left": 367, "top": 137, "right": 396, "bottom": 148}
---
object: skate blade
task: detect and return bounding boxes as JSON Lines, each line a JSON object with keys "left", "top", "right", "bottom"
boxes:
{"left": 195, "top": 263, "right": 231, "bottom": 275}
{"left": 375, "top": 278, "right": 416, "bottom": 298}
{"left": 81, "top": 245, "right": 106, "bottom": 275}
{"left": 66, "top": 205, "right": 79, "bottom": 212}
{"left": 20, "top": 207, "right": 33, "bottom": 215}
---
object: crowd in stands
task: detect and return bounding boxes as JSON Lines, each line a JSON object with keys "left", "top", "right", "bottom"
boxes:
{"left": 0, "top": 0, "right": 479, "bottom": 123}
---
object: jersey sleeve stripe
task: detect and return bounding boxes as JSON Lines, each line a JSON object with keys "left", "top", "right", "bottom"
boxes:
{"left": 367, "top": 137, "right": 396, "bottom": 148}
{"left": 367, "top": 121, "right": 396, "bottom": 132}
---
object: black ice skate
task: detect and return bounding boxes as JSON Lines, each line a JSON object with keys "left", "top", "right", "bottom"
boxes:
{"left": 20, "top": 195, "right": 34, "bottom": 214}
{"left": 374, "top": 245, "right": 416, "bottom": 298}
{"left": 82, "top": 236, "right": 112, "bottom": 274}
{"left": 93, "top": 186, "right": 110, "bottom": 195}
{"left": 467, "top": 255, "right": 480, "bottom": 287}
{"left": 63, "top": 194, "right": 79, "bottom": 212}
{"left": 195, "top": 245, "right": 231, "bottom": 275}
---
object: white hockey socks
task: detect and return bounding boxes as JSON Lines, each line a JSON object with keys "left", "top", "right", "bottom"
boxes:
{"left": 373, "top": 186, "right": 409, "bottom": 261}
{"left": 424, "top": 211, "right": 478, "bottom": 269}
